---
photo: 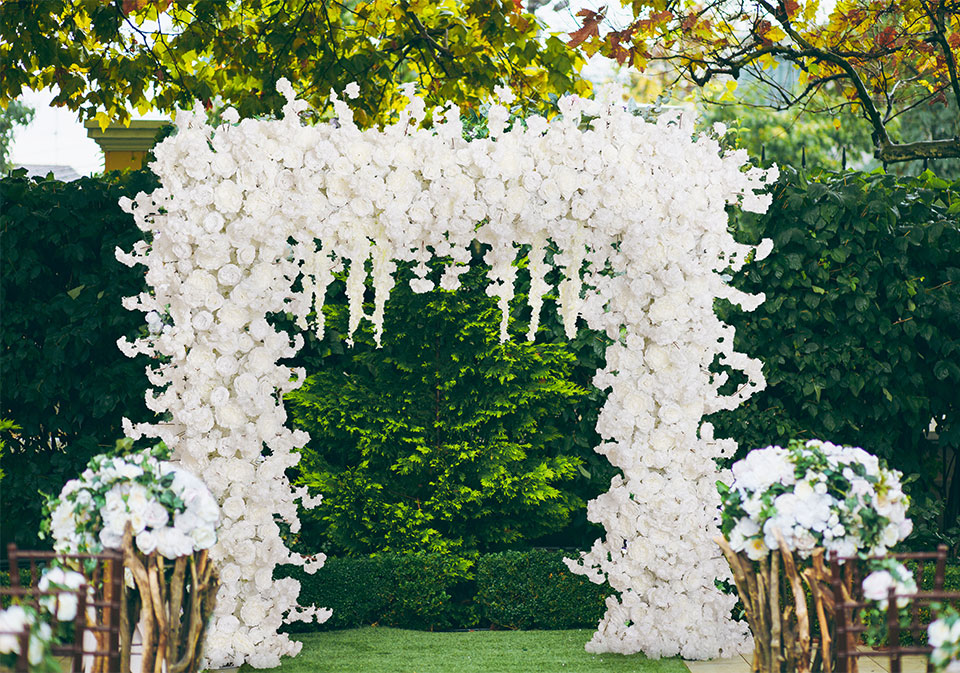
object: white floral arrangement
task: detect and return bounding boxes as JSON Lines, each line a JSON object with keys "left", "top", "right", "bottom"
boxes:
{"left": 719, "top": 439, "right": 912, "bottom": 560}
{"left": 862, "top": 559, "right": 918, "bottom": 609}
{"left": 42, "top": 443, "right": 220, "bottom": 559}
{"left": 117, "top": 79, "right": 776, "bottom": 664}
{"left": 0, "top": 567, "right": 88, "bottom": 672}
{"left": 929, "top": 608, "right": 960, "bottom": 673}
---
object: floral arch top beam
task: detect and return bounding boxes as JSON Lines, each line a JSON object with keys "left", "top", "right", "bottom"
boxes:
{"left": 117, "top": 79, "right": 777, "bottom": 668}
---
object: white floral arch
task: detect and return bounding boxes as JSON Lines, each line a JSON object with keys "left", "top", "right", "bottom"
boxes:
{"left": 117, "top": 80, "right": 777, "bottom": 668}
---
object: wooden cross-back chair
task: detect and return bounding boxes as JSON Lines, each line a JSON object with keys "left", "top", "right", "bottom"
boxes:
{"left": 0, "top": 585, "right": 91, "bottom": 673}
{"left": 6, "top": 544, "right": 123, "bottom": 673}
{"left": 831, "top": 545, "right": 953, "bottom": 673}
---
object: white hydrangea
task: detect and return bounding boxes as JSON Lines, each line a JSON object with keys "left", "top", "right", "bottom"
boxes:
{"left": 117, "top": 79, "right": 776, "bottom": 665}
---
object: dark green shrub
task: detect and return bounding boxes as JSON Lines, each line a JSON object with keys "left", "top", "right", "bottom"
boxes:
{"left": 278, "top": 549, "right": 608, "bottom": 631}
{"left": 0, "top": 169, "right": 157, "bottom": 552}
{"left": 277, "top": 552, "right": 473, "bottom": 632}
{"left": 476, "top": 549, "right": 608, "bottom": 630}
{"left": 713, "top": 167, "right": 960, "bottom": 546}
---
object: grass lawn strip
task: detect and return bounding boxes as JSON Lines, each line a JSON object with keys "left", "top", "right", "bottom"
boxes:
{"left": 238, "top": 627, "right": 690, "bottom": 673}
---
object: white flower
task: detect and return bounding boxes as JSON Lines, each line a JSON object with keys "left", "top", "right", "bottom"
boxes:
{"left": 155, "top": 527, "right": 195, "bottom": 559}
{"left": 862, "top": 570, "right": 896, "bottom": 603}
{"left": 344, "top": 82, "right": 360, "bottom": 99}
{"left": 214, "top": 180, "right": 244, "bottom": 213}
{"left": 38, "top": 568, "right": 84, "bottom": 621}
{"left": 0, "top": 605, "right": 27, "bottom": 654}
{"left": 929, "top": 619, "right": 952, "bottom": 648}
{"left": 136, "top": 529, "right": 159, "bottom": 555}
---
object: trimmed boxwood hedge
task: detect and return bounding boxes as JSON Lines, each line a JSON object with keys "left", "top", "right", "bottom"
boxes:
{"left": 278, "top": 549, "right": 609, "bottom": 632}
{"left": 476, "top": 549, "right": 607, "bottom": 630}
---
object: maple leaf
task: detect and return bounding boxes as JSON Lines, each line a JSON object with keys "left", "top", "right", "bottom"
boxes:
{"left": 948, "top": 33, "right": 960, "bottom": 50}
{"left": 875, "top": 26, "right": 897, "bottom": 50}
{"left": 568, "top": 8, "right": 605, "bottom": 48}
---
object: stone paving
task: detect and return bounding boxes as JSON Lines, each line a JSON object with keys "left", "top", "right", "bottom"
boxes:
{"left": 685, "top": 652, "right": 930, "bottom": 673}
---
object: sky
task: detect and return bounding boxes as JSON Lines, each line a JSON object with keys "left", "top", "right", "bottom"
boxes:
{"left": 5, "top": 1, "right": 623, "bottom": 177}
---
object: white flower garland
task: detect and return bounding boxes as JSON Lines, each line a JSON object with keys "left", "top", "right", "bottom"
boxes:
{"left": 117, "top": 79, "right": 776, "bottom": 666}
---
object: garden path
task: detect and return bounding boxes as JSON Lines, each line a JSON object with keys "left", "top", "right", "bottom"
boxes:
{"left": 685, "top": 653, "right": 929, "bottom": 673}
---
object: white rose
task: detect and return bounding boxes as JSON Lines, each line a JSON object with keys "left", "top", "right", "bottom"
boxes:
{"left": 143, "top": 502, "right": 169, "bottom": 528}
{"left": 220, "top": 564, "right": 242, "bottom": 585}
{"left": 136, "top": 530, "right": 159, "bottom": 555}
{"left": 217, "top": 264, "right": 242, "bottom": 286}
{"left": 155, "top": 528, "right": 195, "bottom": 559}
{"left": 234, "top": 373, "right": 259, "bottom": 399}
{"left": 213, "top": 153, "right": 237, "bottom": 178}
{"left": 862, "top": 569, "right": 908, "bottom": 608}
{"left": 210, "top": 386, "right": 230, "bottom": 407}
{"left": 240, "top": 598, "right": 268, "bottom": 626}
{"left": 193, "top": 310, "right": 214, "bottom": 331}
{"left": 216, "top": 402, "right": 246, "bottom": 429}
{"left": 215, "top": 355, "right": 239, "bottom": 377}
{"left": 214, "top": 180, "right": 244, "bottom": 213}
{"left": 190, "top": 525, "right": 217, "bottom": 550}
{"left": 223, "top": 496, "right": 246, "bottom": 520}
{"left": 929, "top": 619, "right": 951, "bottom": 648}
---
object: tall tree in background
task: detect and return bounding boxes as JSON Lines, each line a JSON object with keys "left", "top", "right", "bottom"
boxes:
{"left": 0, "top": 100, "right": 33, "bottom": 170}
{"left": 0, "top": 0, "right": 587, "bottom": 127}
{"left": 286, "top": 259, "right": 593, "bottom": 557}
{"left": 566, "top": 0, "right": 960, "bottom": 164}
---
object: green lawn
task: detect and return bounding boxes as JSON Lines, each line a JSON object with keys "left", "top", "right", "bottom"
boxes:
{"left": 239, "top": 628, "right": 690, "bottom": 673}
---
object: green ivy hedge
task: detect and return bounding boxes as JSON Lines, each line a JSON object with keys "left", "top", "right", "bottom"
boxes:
{"left": 712, "top": 167, "right": 960, "bottom": 546}
{"left": 278, "top": 549, "right": 608, "bottom": 631}
{"left": 0, "top": 169, "right": 157, "bottom": 553}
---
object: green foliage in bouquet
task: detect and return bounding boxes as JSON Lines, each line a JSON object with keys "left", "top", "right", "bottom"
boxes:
{"left": 286, "top": 255, "right": 591, "bottom": 558}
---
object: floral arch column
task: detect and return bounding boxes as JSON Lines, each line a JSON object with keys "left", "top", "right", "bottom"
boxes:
{"left": 117, "top": 80, "right": 777, "bottom": 668}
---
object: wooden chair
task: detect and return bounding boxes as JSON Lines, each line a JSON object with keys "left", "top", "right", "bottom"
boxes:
{"left": 831, "top": 546, "right": 953, "bottom": 673}
{"left": 6, "top": 545, "right": 123, "bottom": 673}
{"left": 0, "top": 617, "right": 31, "bottom": 673}
{"left": 0, "top": 585, "right": 91, "bottom": 673}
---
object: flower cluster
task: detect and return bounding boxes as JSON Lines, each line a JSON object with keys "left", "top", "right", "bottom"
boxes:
{"left": 929, "top": 608, "right": 960, "bottom": 672}
{"left": 117, "top": 80, "right": 775, "bottom": 664}
{"left": 37, "top": 568, "right": 88, "bottom": 622}
{"left": 720, "top": 439, "right": 912, "bottom": 561}
{"left": 44, "top": 445, "right": 220, "bottom": 560}
{"left": 862, "top": 559, "right": 917, "bottom": 609}
{"left": 0, "top": 605, "right": 54, "bottom": 672}
{"left": 0, "top": 567, "right": 88, "bottom": 672}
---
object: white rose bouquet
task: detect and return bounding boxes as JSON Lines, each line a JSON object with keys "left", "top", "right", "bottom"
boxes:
{"left": 41, "top": 441, "right": 220, "bottom": 559}
{"left": 41, "top": 441, "right": 221, "bottom": 673}
{"left": 929, "top": 608, "right": 960, "bottom": 673}
{"left": 719, "top": 439, "right": 912, "bottom": 561}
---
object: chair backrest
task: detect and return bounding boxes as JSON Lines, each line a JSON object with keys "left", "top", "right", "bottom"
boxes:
{"left": 0, "top": 584, "right": 91, "bottom": 673}
{"left": 0, "top": 614, "right": 31, "bottom": 673}
{"left": 6, "top": 544, "right": 123, "bottom": 673}
{"left": 831, "top": 546, "right": 954, "bottom": 673}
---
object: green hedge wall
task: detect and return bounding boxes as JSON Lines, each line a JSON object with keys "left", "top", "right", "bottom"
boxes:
{"left": 278, "top": 549, "right": 608, "bottom": 631}
{"left": 475, "top": 550, "right": 607, "bottom": 629}
{"left": 0, "top": 169, "right": 157, "bottom": 552}
{"left": 713, "top": 167, "right": 960, "bottom": 546}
